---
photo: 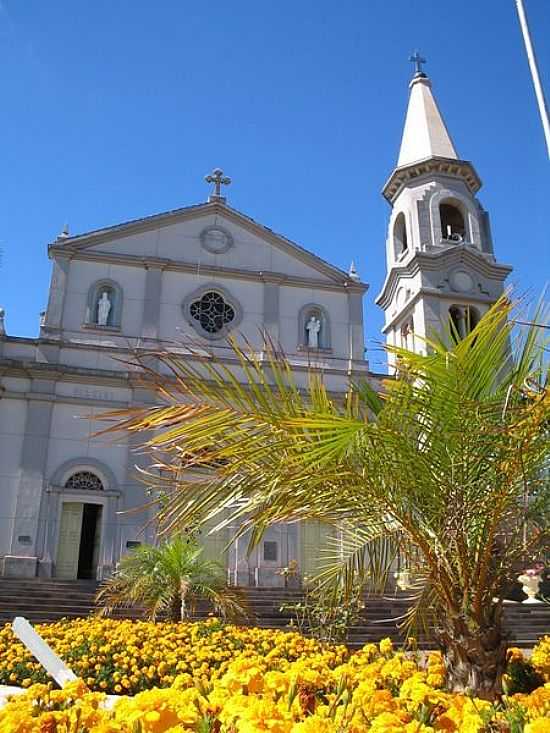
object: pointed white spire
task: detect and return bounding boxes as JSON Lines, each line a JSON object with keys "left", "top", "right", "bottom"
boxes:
{"left": 348, "top": 261, "right": 360, "bottom": 281}
{"left": 397, "top": 74, "right": 458, "bottom": 167}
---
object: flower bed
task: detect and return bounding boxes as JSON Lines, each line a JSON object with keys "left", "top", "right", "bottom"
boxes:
{"left": 0, "top": 617, "right": 347, "bottom": 694}
{"left": 0, "top": 620, "right": 549, "bottom": 731}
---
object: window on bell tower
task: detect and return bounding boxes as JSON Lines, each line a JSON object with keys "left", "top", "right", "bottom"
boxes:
{"left": 394, "top": 213, "right": 408, "bottom": 259}
{"left": 440, "top": 203, "right": 465, "bottom": 242}
{"left": 449, "top": 305, "right": 480, "bottom": 341}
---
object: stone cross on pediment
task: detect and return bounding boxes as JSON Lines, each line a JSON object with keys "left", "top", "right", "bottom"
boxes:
{"left": 205, "top": 168, "right": 231, "bottom": 203}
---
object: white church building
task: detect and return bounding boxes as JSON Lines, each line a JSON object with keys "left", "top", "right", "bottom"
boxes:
{"left": 0, "top": 63, "right": 512, "bottom": 584}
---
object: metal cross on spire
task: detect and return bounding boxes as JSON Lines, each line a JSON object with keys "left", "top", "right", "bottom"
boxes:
{"left": 205, "top": 168, "right": 231, "bottom": 202}
{"left": 409, "top": 50, "right": 427, "bottom": 77}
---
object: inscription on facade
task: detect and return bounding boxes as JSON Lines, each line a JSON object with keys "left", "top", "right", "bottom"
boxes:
{"left": 73, "top": 387, "right": 115, "bottom": 402}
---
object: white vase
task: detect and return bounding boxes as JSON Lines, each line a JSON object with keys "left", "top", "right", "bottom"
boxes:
{"left": 394, "top": 569, "right": 412, "bottom": 591}
{"left": 517, "top": 574, "right": 542, "bottom": 604}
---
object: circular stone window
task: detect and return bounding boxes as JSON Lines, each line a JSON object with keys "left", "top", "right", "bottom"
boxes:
{"left": 189, "top": 291, "right": 236, "bottom": 335}
{"left": 200, "top": 225, "right": 233, "bottom": 254}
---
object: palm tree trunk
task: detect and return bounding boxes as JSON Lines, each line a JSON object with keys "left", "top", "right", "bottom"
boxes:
{"left": 180, "top": 579, "right": 189, "bottom": 622}
{"left": 170, "top": 597, "right": 180, "bottom": 622}
{"left": 436, "top": 616, "right": 507, "bottom": 700}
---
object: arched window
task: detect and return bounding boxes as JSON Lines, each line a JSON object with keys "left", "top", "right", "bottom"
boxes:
{"left": 394, "top": 213, "right": 408, "bottom": 259}
{"left": 400, "top": 318, "right": 414, "bottom": 351}
{"left": 298, "top": 305, "right": 331, "bottom": 350}
{"left": 440, "top": 203, "right": 466, "bottom": 242}
{"left": 449, "top": 305, "right": 480, "bottom": 341}
{"left": 86, "top": 280, "right": 123, "bottom": 329}
{"left": 65, "top": 471, "right": 104, "bottom": 492}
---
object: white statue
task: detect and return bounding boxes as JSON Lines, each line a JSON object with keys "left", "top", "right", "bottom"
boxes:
{"left": 306, "top": 315, "right": 321, "bottom": 349}
{"left": 97, "top": 291, "right": 112, "bottom": 326}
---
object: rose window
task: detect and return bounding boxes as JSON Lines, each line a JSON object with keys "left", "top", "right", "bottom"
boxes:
{"left": 65, "top": 472, "right": 104, "bottom": 492}
{"left": 189, "top": 291, "right": 235, "bottom": 334}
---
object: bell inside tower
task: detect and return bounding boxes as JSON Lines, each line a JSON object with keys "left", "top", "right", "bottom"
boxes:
{"left": 440, "top": 203, "right": 465, "bottom": 242}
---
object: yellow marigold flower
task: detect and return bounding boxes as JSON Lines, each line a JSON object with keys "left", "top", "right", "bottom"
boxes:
{"left": 525, "top": 719, "right": 550, "bottom": 733}
{"left": 379, "top": 637, "right": 394, "bottom": 655}
{"left": 506, "top": 646, "right": 524, "bottom": 663}
{"left": 292, "top": 716, "right": 339, "bottom": 732}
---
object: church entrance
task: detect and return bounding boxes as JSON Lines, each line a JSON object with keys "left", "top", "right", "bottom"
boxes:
{"left": 55, "top": 502, "right": 102, "bottom": 580}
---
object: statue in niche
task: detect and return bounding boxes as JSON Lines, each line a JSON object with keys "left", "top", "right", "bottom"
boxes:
{"left": 305, "top": 314, "right": 321, "bottom": 349}
{"left": 97, "top": 291, "right": 112, "bottom": 326}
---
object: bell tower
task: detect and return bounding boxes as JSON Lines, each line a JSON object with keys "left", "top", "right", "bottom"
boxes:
{"left": 376, "top": 56, "right": 512, "bottom": 368}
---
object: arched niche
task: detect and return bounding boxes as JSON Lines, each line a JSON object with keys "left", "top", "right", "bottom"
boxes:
{"left": 298, "top": 303, "right": 331, "bottom": 350}
{"left": 85, "top": 279, "right": 123, "bottom": 329}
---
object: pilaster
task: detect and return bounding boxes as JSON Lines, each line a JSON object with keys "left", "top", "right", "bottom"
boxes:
{"left": 347, "top": 291, "right": 365, "bottom": 361}
{"left": 3, "top": 383, "right": 55, "bottom": 576}
{"left": 141, "top": 265, "right": 163, "bottom": 340}
{"left": 261, "top": 274, "right": 282, "bottom": 345}
{"left": 42, "top": 256, "right": 70, "bottom": 334}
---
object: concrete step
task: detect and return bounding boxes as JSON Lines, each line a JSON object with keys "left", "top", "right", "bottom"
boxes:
{"left": 1, "top": 580, "right": 548, "bottom": 649}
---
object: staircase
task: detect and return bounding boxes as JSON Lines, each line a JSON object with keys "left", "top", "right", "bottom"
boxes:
{"left": 0, "top": 579, "right": 100, "bottom": 624}
{"left": 243, "top": 588, "right": 550, "bottom": 648}
{"left": 0, "top": 580, "right": 548, "bottom": 648}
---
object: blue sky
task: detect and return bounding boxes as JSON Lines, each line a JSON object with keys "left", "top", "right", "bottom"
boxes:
{"left": 1, "top": 0, "right": 548, "bottom": 372}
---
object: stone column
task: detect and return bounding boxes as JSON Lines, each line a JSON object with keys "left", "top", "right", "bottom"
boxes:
{"left": 141, "top": 265, "right": 163, "bottom": 341}
{"left": 3, "top": 383, "right": 54, "bottom": 577}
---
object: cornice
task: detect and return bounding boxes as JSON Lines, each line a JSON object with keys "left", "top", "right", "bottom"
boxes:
{"left": 0, "top": 344, "right": 371, "bottom": 383}
{"left": 48, "top": 247, "right": 368, "bottom": 293}
{"left": 375, "top": 246, "right": 513, "bottom": 309}
{"left": 382, "top": 156, "right": 482, "bottom": 204}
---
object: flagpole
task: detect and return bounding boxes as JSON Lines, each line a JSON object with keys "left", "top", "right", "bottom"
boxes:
{"left": 515, "top": 0, "right": 550, "bottom": 159}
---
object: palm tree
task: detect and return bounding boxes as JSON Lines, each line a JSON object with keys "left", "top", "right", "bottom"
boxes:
{"left": 95, "top": 536, "right": 245, "bottom": 622}
{"left": 100, "top": 297, "right": 549, "bottom": 698}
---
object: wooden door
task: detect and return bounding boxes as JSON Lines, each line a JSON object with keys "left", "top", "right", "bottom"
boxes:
{"left": 55, "top": 502, "right": 83, "bottom": 579}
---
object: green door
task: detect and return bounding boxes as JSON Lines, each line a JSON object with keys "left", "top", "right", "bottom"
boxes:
{"left": 55, "top": 502, "right": 84, "bottom": 579}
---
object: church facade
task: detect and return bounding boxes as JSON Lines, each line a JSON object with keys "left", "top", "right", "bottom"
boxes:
{"left": 0, "top": 65, "right": 512, "bottom": 584}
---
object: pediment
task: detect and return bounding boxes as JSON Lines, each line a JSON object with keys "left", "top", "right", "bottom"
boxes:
{"left": 50, "top": 202, "right": 363, "bottom": 288}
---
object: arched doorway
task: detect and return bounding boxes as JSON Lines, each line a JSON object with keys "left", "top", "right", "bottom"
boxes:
{"left": 55, "top": 472, "right": 104, "bottom": 580}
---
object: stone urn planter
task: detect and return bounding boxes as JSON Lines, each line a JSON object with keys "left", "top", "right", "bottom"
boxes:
{"left": 394, "top": 569, "right": 413, "bottom": 591}
{"left": 517, "top": 569, "right": 543, "bottom": 604}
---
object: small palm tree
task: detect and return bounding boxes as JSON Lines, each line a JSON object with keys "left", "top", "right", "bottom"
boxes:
{"left": 95, "top": 536, "right": 245, "bottom": 622}
{"left": 99, "top": 297, "right": 549, "bottom": 698}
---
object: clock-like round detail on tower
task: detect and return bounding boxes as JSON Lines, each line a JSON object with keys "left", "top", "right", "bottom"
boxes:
{"left": 200, "top": 225, "right": 233, "bottom": 254}
{"left": 450, "top": 270, "right": 474, "bottom": 293}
